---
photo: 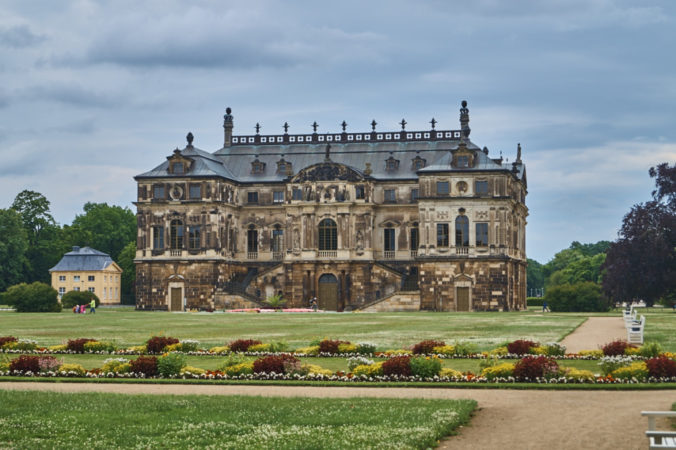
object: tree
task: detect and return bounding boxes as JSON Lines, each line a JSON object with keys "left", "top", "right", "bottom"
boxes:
{"left": 526, "top": 258, "right": 544, "bottom": 296}
{"left": 602, "top": 163, "right": 676, "bottom": 306}
{"left": 117, "top": 241, "right": 136, "bottom": 305}
{"left": 61, "top": 290, "right": 100, "bottom": 309}
{"left": 71, "top": 202, "right": 136, "bottom": 260}
{"left": 542, "top": 241, "right": 609, "bottom": 289}
{"left": 10, "top": 190, "right": 55, "bottom": 246}
{"left": 1, "top": 282, "right": 61, "bottom": 312}
{"left": 0, "top": 209, "right": 29, "bottom": 292}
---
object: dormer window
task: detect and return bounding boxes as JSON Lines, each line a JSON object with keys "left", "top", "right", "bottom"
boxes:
{"left": 411, "top": 156, "right": 426, "bottom": 170}
{"left": 251, "top": 158, "right": 266, "bottom": 174}
{"left": 166, "top": 149, "right": 192, "bottom": 174}
{"left": 172, "top": 162, "right": 184, "bottom": 174}
{"left": 457, "top": 156, "right": 469, "bottom": 168}
{"left": 385, "top": 156, "right": 400, "bottom": 171}
{"left": 276, "top": 158, "right": 291, "bottom": 175}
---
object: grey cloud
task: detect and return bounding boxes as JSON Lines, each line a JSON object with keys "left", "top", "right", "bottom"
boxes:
{"left": 21, "top": 83, "right": 123, "bottom": 108}
{"left": 0, "top": 24, "right": 46, "bottom": 48}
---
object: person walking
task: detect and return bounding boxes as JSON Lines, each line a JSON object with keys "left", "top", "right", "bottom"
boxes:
{"left": 90, "top": 298, "right": 96, "bottom": 314}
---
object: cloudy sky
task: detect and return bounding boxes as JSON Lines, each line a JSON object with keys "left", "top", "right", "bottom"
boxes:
{"left": 1, "top": 0, "right": 674, "bottom": 263}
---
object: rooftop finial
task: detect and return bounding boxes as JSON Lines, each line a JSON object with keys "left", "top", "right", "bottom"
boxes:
{"left": 283, "top": 122, "right": 289, "bottom": 134}
{"left": 255, "top": 123, "right": 261, "bottom": 135}
{"left": 400, "top": 118, "right": 407, "bottom": 131}
{"left": 371, "top": 119, "right": 377, "bottom": 131}
{"left": 186, "top": 132, "right": 194, "bottom": 146}
{"left": 223, "top": 107, "right": 234, "bottom": 147}
{"left": 341, "top": 120, "right": 347, "bottom": 132}
{"left": 312, "top": 121, "right": 318, "bottom": 133}
{"left": 430, "top": 118, "right": 437, "bottom": 130}
{"left": 516, "top": 143, "right": 522, "bottom": 163}
{"left": 460, "top": 100, "right": 470, "bottom": 138}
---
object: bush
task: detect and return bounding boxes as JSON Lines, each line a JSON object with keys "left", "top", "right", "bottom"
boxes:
{"left": 507, "top": 340, "right": 537, "bottom": 355}
{"left": 101, "top": 358, "right": 131, "bottom": 373}
{"left": 11, "top": 339, "right": 37, "bottom": 351}
{"left": 411, "top": 340, "right": 445, "bottom": 355}
{"left": 252, "top": 354, "right": 300, "bottom": 374}
{"left": 432, "top": 345, "right": 456, "bottom": 356}
{"left": 527, "top": 297, "right": 545, "bottom": 307}
{"left": 2, "top": 282, "right": 61, "bottom": 312}
{"left": 513, "top": 356, "right": 559, "bottom": 380}
{"left": 224, "top": 362, "right": 253, "bottom": 376}
{"left": 563, "top": 368, "right": 595, "bottom": 381}
{"left": 347, "top": 356, "right": 375, "bottom": 371}
{"left": 37, "top": 356, "right": 60, "bottom": 371}
{"left": 453, "top": 341, "right": 477, "bottom": 356}
{"left": 353, "top": 362, "right": 384, "bottom": 377}
{"left": 612, "top": 361, "right": 649, "bottom": 380}
{"left": 482, "top": 362, "right": 515, "bottom": 380}
{"left": 337, "top": 343, "right": 358, "bottom": 353}
{"left": 578, "top": 349, "right": 603, "bottom": 358}
{"left": 0, "top": 336, "right": 17, "bottom": 347}
{"left": 229, "top": 339, "right": 262, "bottom": 353}
{"left": 178, "top": 339, "right": 200, "bottom": 352}
{"left": 247, "top": 343, "right": 270, "bottom": 352}
{"left": 355, "top": 343, "right": 377, "bottom": 354}
{"left": 440, "top": 368, "right": 463, "bottom": 378}
{"left": 217, "top": 354, "right": 248, "bottom": 371}
{"left": 67, "top": 338, "right": 96, "bottom": 353}
{"left": 294, "top": 345, "right": 319, "bottom": 355}
{"left": 180, "top": 366, "right": 206, "bottom": 376}
{"left": 598, "top": 355, "right": 633, "bottom": 376}
{"left": 318, "top": 339, "right": 343, "bottom": 354}
{"left": 639, "top": 342, "right": 663, "bottom": 358}
{"left": 146, "top": 336, "right": 179, "bottom": 354}
{"left": 9, "top": 355, "right": 41, "bottom": 372}
{"left": 83, "top": 341, "right": 116, "bottom": 352}
{"left": 381, "top": 355, "right": 412, "bottom": 377}
{"left": 60, "top": 290, "right": 100, "bottom": 309}
{"left": 157, "top": 353, "right": 186, "bottom": 377}
{"left": 645, "top": 357, "right": 676, "bottom": 378}
{"left": 543, "top": 343, "right": 566, "bottom": 357}
{"left": 602, "top": 340, "right": 631, "bottom": 356}
{"left": 409, "top": 356, "right": 442, "bottom": 378}
{"left": 546, "top": 282, "right": 611, "bottom": 312}
{"left": 59, "top": 363, "right": 86, "bottom": 375}
{"left": 130, "top": 356, "right": 158, "bottom": 377}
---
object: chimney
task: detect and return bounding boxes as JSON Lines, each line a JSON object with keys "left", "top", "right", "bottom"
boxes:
{"left": 223, "top": 107, "right": 234, "bottom": 147}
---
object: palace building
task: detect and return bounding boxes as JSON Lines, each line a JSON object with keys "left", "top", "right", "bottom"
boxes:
{"left": 133, "top": 101, "right": 528, "bottom": 312}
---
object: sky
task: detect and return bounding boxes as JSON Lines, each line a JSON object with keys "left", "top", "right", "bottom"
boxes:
{"left": 1, "top": 0, "right": 675, "bottom": 263}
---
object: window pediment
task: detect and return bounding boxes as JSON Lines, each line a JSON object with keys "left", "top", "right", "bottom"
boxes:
{"left": 251, "top": 158, "right": 266, "bottom": 174}
{"left": 290, "top": 162, "right": 364, "bottom": 183}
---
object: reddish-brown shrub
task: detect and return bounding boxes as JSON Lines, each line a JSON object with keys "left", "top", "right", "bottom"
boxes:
{"left": 130, "top": 356, "right": 158, "bottom": 376}
{"left": 601, "top": 340, "right": 631, "bottom": 356}
{"left": 411, "top": 340, "right": 446, "bottom": 355}
{"left": 513, "top": 356, "right": 559, "bottom": 380}
{"left": 9, "top": 355, "right": 41, "bottom": 372}
{"left": 252, "top": 354, "right": 300, "bottom": 374}
{"left": 229, "top": 339, "right": 262, "bottom": 353}
{"left": 146, "top": 336, "right": 179, "bottom": 354}
{"left": 0, "top": 336, "right": 17, "bottom": 347}
{"left": 38, "top": 356, "right": 60, "bottom": 371}
{"left": 318, "top": 339, "right": 344, "bottom": 354}
{"left": 507, "top": 340, "right": 537, "bottom": 355}
{"left": 645, "top": 357, "right": 676, "bottom": 378}
{"left": 66, "top": 338, "right": 96, "bottom": 353}
{"left": 382, "top": 355, "right": 412, "bottom": 377}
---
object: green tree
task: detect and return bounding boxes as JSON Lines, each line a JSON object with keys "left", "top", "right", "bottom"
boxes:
{"left": 117, "top": 241, "right": 136, "bottom": 305}
{"left": 546, "top": 281, "right": 611, "bottom": 312}
{"left": 1, "top": 282, "right": 61, "bottom": 312}
{"left": 543, "top": 241, "right": 610, "bottom": 289}
{"left": 0, "top": 209, "right": 29, "bottom": 292}
{"left": 71, "top": 202, "right": 136, "bottom": 260}
{"left": 526, "top": 258, "right": 544, "bottom": 296}
{"left": 61, "top": 290, "right": 100, "bottom": 309}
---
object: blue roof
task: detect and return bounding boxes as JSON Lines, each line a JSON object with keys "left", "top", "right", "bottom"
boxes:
{"left": 49, "top": 246, "right": 116, "bottom": 272}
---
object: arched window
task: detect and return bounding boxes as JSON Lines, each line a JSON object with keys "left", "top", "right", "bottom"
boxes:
{"left": 318, "top": 219, "right": 337, "bottom": 251}
{"left": 247, "top": 225, "right": 258, "bottom": 253}
{"left": 455, "top": 216, "right": 469, "bottom": 247}
{"left": 170, "top": 220, "right": 184, "bottom": 249}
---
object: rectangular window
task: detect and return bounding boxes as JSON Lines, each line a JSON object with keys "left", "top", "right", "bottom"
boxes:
{"left": 73, "top": 275, "right": 80, "bottom": 282}
{"left": 247, "top": 191, "right": 258, "bottom": 204}
{"left": 384, "top": 228, "right": 395, "bottom": 252}
{"left": 475, "top": 180, "right": 489, "bottom": 196}
{"left": 153, "top": 226, "right": 164, "bottom": 249}
{"left": 457, "top": 156, "right": 469, "bottom": 168}
{"left": 189, "top": 226, "right": 201, "bottom": 249}
{"left": 436, "top": 181, "right": 449, "bottom": 195}
{"left": 410, "top": 188, "right": 419, "bottom": 202}
{"left": 476, "top": 223, "right": 489, "bottom": 246}
{"left": 58, "top": 287, "right": 65, "bottom": 297}
{"left": 189, "top": 184, "right": 201, "bottom": 199}
{"left": 88, "top": 287, "right": 95, "bottom": 293}
{"left": 153, "top": 184, "right": 165, "bottom": 199}
{"left": 172, "top": 162, "right": 184, "bottom": 174}
{"left": 355, "top": 185, "right": 365, "bottom": 199}
{"left": 272, "top": 229, "right": 284, "bottom": 252}
{"left": 384, "top": 189, "right": 396, "bottom": 203}
{"left": 74, "top": 287, "right": 80, "bottom": 292}
{"left": 292, "top": 188, "right": 302, "bottom": 200}
{"left": 88, "top": 275, "right": 95, "bottom": 282}
{"left": 437, "top": 223, "right": 449, "bottom": 247}
{"left": 273, "top": 191, "right": 284, "bottom": 203}
{"left": 59, "top": 275, "right": 66, "bottom": 282}
{"left": 247, "top": 229, "right": 258, "bottom": 252}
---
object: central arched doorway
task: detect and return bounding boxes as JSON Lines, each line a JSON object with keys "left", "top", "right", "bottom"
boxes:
{"left": 318, "top": 273, "right": 338, "bottom": 311}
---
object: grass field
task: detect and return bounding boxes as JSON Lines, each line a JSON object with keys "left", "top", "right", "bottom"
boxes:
{"left": 0, "top": 390, "right": 476, "bottom": 449}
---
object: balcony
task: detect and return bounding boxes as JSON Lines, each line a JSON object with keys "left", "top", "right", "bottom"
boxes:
{"left": 272, "top": 251, "right": 284, "bottom": 261}
{"left": 170, "top": 249, "right": 182, "bottom": 257}
{"left": 383, "top": 250, "right": 396, "bottom": 259}
{"left": 317, "top": 250, "right": 337, "bottom": 258}
{"left": 455, "top": 246, "right": 469, "bottom": 255}
{"left": 410, "top": 250, "right": 418, "bottom": 258}
{"left": 247, "top": 252, "right": 258, "bottom": 260}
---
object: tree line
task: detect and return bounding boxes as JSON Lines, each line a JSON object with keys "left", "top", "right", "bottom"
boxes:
{"left": 528, "top": 162, "right": 674, "bottom": 311}
{"left": 0, "top": 190, "right": 136, "bottom": 305}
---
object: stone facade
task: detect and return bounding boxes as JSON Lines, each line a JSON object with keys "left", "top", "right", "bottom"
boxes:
{"left": 134, "top": 101, "right": 528, "bottom": 311}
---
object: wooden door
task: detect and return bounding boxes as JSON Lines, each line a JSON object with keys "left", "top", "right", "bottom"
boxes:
{"left": 170, "top": 287, "right": 183, "bottom": 311}
{"left": 318, "top": 274, "right": 338, "bottom": 311}
{"left": 456, "top": 287, "right": 470, "bottom": 312}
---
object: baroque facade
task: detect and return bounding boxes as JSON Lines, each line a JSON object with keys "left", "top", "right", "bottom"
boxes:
{"left": 134, "top": 101, "right": 528, "bottom": 312}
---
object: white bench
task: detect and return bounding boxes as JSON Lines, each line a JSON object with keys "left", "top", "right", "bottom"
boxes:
{"left": 642, "top": 411, "right": 676, "bottom": 449}
{"left": 623, "top": 307, "right": 637, "bottom": 325}
{"left": 627, "top": 315, "right": 645, "bottom": 344}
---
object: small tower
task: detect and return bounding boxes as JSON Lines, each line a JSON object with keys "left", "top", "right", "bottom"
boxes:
{"left": 223, "top": 107, "right": 234, "bottom": 147}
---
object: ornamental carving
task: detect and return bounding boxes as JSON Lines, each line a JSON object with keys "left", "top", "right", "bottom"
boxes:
{"left": 475, "top": 211, "right": 489, "bottom": 220}
{"left": 291, "top": 163, "right": 364, "bottom": 183}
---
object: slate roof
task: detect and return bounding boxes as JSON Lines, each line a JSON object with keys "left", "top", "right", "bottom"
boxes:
{"left": 49, "top": 247, "right": 116, "bottom": 272}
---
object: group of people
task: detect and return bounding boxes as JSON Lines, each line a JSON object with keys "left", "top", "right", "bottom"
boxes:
{"left": 72, "top": 299, "right": 96, "bottom": 314}
{"left": 309, "top": 297, "right": 318, "bottom": 312}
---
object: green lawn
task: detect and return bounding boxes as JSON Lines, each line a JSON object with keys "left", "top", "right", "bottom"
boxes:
{"left": 0, "top": 390, "right": 476, "bottom": 449}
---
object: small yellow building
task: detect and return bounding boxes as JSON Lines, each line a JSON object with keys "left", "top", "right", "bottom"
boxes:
{"left": 49, "top": 246, "right": 123, "bottom": 305}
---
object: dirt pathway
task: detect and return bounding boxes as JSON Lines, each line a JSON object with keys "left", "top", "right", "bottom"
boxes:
{"left": 1, "top": 382, "right": 673, "bottom": 449}
{"left": 560, "top": 316, "right": 627, "bottom": 354}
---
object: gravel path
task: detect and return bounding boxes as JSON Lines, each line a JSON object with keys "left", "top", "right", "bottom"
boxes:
{"left": 560, "top": 316, "right": 627, "bottom": 354}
